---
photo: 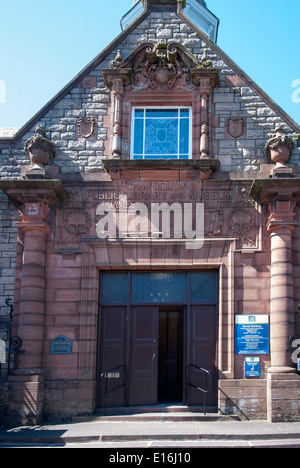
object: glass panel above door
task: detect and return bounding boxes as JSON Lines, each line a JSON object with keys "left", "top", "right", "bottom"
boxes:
{"left": 131, "top": 272, "right": 187, "bottom": 303}
{"left": 190, "top": 271, "right": 218, "bottom": 303}
{"left": 101, "top": 272, "right": 128, "bottom": 304}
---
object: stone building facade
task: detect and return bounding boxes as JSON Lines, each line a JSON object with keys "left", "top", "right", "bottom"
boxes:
{"left": 0, "top": 0, "right": 300, "bottom": 424}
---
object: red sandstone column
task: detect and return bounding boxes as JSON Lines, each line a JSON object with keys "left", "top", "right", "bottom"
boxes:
{"left": 15, "top": 201, "right": 50, "bottom": 369}
{"left": 267, "top": 200, "right": 298, "bottom": 372}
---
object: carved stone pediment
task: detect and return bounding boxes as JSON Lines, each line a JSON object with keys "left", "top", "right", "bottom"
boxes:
{"left": 104, "top": 42, "right": 219, "bottom": 93}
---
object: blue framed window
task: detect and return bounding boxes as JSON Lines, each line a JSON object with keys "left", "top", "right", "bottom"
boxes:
{"left": 131, "top": 107, "right": 192, "bottom": 160}
{"left": 100, "top": 271, "right": 218, "bottom": 305}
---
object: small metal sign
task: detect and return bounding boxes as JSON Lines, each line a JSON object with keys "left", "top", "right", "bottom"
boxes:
{"left": 245, "top": 357, "right": 260, "bottom": 378}
{"left": 50, "top": 336, "right": 72, "bottom": 355}
{"left": 235, "top": 315, "right": 269, "bottom": 355}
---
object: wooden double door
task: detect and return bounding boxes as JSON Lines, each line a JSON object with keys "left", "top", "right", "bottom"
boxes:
{"left": 97, "top": 303, "right": 217, "bottom": 409}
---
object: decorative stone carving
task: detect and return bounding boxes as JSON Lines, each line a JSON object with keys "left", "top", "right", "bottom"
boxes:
{"left": 24, "top": 125, "right": 55, "bottom": 179}
{"left": 110, "top": 49, "right": 124, "bottom": 69}
{"left": 229, "top": 208, "right": 256, "bottom": 247}
{"left": 76, "top": 118, "right": 97, "bottom": 139}
{"left": 265, "top": 127, "right": 295, "bottom": 177}
{"left": 226, "top": 117, "right": 246, "bottom": 139}
{"left": 131, "top": 43, "right": 193, "bottom": 92}
{"left": 64, "top": 209, "right": 91, "bottom": 237}
{"left": 103, "top": 42, "right": 219, "bottom": 160}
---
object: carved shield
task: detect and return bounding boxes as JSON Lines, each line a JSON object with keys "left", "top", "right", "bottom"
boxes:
{"left": 76, "top": 118, "right": 97, "bottom": 139}
{"left": 228, "top": 118, "right": 244, "bottom": 138}
{"left": 227, "top": 118, "right": 245, "bottom": 138}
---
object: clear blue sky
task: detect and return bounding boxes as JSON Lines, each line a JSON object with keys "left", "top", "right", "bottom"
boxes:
{"left": 0, "top": 0, "right": 299, "bottom": 128}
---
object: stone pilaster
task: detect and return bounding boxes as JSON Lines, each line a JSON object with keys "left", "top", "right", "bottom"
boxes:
{"left": 199, "top": 77, "right": 210, "bottom": 159}
{"left": 267, "top": 200, "right": 297, "bottom": 373}
{"left": 0, "top": 179, "right": 68, "bottom": 425}
{"left": 102, "top": 68, "right": 132, "bottom": 159}
{"left": 16, "top": 201, "right": 50, "bottom": 370}
{"left": 250, "top": 178, "right": 300, "bottom": 422}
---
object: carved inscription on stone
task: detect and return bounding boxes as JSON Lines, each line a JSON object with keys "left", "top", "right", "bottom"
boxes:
{"left": 56, "top": 180, "right": 258, "bottom": 250}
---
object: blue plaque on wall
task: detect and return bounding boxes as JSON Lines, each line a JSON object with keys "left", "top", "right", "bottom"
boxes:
{"left": 235, "top": 315, "right": 269, "bottom": 355}
{"left": 245, "top": 357, "right": 260, "bottom": 377}
{"left": 50, "top": 336, "right": 72, "bottom": 355}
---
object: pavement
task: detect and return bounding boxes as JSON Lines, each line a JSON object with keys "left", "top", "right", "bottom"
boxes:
{"left": 1, "top": 413, "right": 300, "bottom": 448}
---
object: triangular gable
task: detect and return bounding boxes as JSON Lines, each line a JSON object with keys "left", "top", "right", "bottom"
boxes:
{"left": 1, "top": 1, "right": 299, "bottom": 146}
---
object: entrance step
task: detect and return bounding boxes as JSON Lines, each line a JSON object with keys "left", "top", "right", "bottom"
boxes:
{"left": 74, "top": 405, "right": 240, "bottom": 422}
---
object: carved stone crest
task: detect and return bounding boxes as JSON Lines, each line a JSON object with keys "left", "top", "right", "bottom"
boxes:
{"left": 226, "top": 117, "right": 246, "bottom": 139}
{"left": 76, "top": 118, "right": 97, "bottom": 139}
{"left": 131, "top": 43, "right": 192, "bottom": 92}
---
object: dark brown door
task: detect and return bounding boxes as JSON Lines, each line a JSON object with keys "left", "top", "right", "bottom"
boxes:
{"left": 128, "top": 306, "right": 159, "bottom": 405}
{"left": 186, "top": 305, "right": 217, "bottom": 408}
{"left": 97, "top": 306, "right": 127, "bottom": 407}
{"left": 158, "top": 307, "right": 183, "bottom": 402}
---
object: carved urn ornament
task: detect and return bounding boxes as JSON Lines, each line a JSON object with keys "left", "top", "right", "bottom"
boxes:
{"left": 24, "top": 125, "right": 55, "bottom": 177}
{"left": 265, "top": 127, "right": 294, "bottom": 168}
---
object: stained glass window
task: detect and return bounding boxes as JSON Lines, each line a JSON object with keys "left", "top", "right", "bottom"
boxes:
{"left": 131, "top": 107, "right": 192, "bottom": 160}
{"left": 131, "top": 272, "right": 187, "bottom": 303}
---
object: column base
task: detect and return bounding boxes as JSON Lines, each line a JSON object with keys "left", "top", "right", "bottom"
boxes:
{"left": 267, "top": 366, "right": 296, "bottom": 374}
{"left": 267, "top": 371, "right": 300, "bottom": 422}
{"left": 6, "top": 368, "right": 45, "bottom": 427}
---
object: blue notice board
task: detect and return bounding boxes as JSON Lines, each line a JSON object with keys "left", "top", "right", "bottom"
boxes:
{"left": 235, "top": 315, "right": 269, "bottom": 355}
{"left": 245, "top": 357, "right": 260, "bottom": 377}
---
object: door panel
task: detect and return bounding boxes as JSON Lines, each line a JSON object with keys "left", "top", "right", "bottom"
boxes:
{"left": 129, "top": 306, "right": 159, "bottom": 405}
{"left": 187, "top": 305, "right": 217, "bottom": 407}
{"left": 98, "top": 306, "right": 126, "bottom": 407}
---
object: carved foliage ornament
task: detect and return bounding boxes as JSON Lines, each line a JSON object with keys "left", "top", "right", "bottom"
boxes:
{"left": 24, "top": 125, "right": 55, "bottom": 169}
{"left": 265, "top": 126, "right": 295, "bottom": 166}
{"left": 107, "top": 42, "right": 219, "bottom": 93}
{"left": 132, "top": 43, "right": 192, "bottom": 92}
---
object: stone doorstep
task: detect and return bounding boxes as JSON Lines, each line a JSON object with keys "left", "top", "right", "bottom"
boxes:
{"left": 73, "top": 412, "right": 240, "bottom": 423}
{"left": 2, "top": 420, "right": 300, "bottom": 447}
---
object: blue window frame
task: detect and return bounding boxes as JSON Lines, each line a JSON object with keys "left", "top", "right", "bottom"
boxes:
{"left": 131, "top": 107, "right": 192, "bottom": 160}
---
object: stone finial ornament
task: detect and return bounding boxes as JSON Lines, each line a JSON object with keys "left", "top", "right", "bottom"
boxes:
{"left": 265, "top": 127, "right": 295, "bottom": 166}
{"left": 24, "top": 125, "right": 55, "bottom": 178}
{"left": 265, "top": 127, "right": 295, "bottom": 178}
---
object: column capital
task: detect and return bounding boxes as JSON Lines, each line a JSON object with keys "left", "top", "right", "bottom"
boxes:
{"left": 0, "top": 179, "right": 68, "bottom": 205}
{"left": 267, "top": 200, "right": 298, "bottom": 234}
{"left": 16, "top": 201, "right": 51, "bottom": 234}
{"left": 250, "top": 178, "right": 300, "bottom": 205}
{"left": 0, "top": 179, "right": 68, "bottom": 234}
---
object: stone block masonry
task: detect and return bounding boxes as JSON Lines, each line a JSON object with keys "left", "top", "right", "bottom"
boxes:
{"left": 0, "top": 2, "right": 299, "bottom": 425}
{"left": 0, "top": 192, "right": 18, "bottom": 316}
{"left": 0, "top": 11, "right": 298, "bottom": 180}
